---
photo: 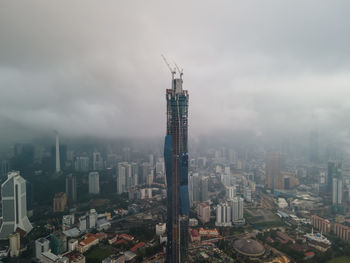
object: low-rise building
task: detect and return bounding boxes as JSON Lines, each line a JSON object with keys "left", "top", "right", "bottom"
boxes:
{"left": 41, "top": 251, "right": 61, "bottom": 263}
{"left": 199, "top": 228, "right": 219, "bottom": 237}
{"left": 63, "top": 251, "right": 86, "bottom": 263}
{"left": 189, "top": 229, "right": 200, "bottom": 243}
{"left": 189, "top": 218, "right": 198, "bottom": 226}
{"left": 276, "top": 231, "right": 295, "bottom": 244}
{"left": 130, "top": 242, "right": 145, "bottom": 252}
{"left": 277, "top": 198, "right": 288, "bottom": 209}
{"left": 119, "top": 233, "right": 134, "bottom": 241}
{"left": 97, "top": 219, "right": 111, "bottom": 231}
{"left": 77, "top": 234, "right": 99, "bottom": 253}
{"left": 108, "top": 235, "right": 118, "bottom": 245}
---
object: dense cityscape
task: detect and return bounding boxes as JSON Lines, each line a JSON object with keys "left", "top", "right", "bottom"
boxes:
{"left": 2, "top": 1, "right": 350, "bottom": 263}
{"left": 1, "top": 70, "right": 350, "bottom": 263}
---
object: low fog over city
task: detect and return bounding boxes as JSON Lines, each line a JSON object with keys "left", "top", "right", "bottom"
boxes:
{"left": 1, "top": 1, "right": 350, "bottom": 263}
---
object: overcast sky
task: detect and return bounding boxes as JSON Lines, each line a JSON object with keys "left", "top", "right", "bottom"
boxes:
{"left": 1, "top": 1, "right": 350, "bottom": 143}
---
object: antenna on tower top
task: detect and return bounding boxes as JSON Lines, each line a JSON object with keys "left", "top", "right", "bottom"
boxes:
{"left": 161, "top": 55, "right": 176, "bottom": 79}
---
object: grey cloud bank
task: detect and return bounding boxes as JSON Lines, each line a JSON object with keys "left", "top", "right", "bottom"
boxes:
{"left": 1, "top": 1, "right": 350, "bottom": 143}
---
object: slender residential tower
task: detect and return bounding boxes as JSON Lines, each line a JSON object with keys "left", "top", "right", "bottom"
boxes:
{"left": 164, "top": 63, "right": 189, "bottom": 262}
{"left": 55, "top": 130, "right": 61, "bottom": 173}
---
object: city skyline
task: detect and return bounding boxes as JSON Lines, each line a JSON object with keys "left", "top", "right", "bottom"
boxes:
{"left": 2, "top": 1, "right": 350, "bottom": 262}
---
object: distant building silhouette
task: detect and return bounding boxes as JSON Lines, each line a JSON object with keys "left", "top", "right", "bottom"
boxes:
{"left": 92, "top": 152, "right": 104, "bottom": 171}
{"left": 329, "top": 161, "right": 343, "bottom": 207}
{"left": 89, "top": 172, "right": 100, "bottom": 194}
{"left": 117, "top": 162, "right": 131, "bottom": 194}
{"left": 74, "top": 156, "right": 89, "bottom": 171}
{"left": 65, "top": 174, "right": 77, "bottom": 205}
{"left": 328, "top": 161, "right": 342, "bottom": 191}
{"left": 55, "top": 131, "right": 61, "bottom": 173}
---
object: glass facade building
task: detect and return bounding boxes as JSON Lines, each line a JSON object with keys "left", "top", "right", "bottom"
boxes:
{"left": 164, "top": 74, "right": 189, "bottom": 262}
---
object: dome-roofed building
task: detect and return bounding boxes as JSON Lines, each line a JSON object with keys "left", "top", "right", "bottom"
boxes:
{"left": 233, "top": 238, "right": 265, "bottom": 257}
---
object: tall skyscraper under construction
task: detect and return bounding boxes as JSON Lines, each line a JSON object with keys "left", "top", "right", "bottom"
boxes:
{"left": 164, "top": 62, "right": 189, "bottom": 262}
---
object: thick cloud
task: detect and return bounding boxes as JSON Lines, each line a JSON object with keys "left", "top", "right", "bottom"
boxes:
{"left": 1, "top": 0, "right": 350, "bottom": 143}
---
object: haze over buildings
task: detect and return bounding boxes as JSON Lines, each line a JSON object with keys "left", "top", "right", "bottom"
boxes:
{"left": 1, "top": 1, "right": 350, "bottom": 153}
{"left": 2, "top": 1, "right": 350, "bottom": 262}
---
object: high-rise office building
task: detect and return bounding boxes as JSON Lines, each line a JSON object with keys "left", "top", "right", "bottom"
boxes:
{"left": 215, "top": 197, "right": 244, "bottom": 226}
{"left": 221, "top": 173, "right": 232, "bottom": 187}
{"left": 106, "top": 153, "right": 118, "bottom": 168}
{"left": 328, "top": 161, "right": 342, "bottom": 192}
{"left": 226, "top": 186, "right": 236, "bottom": 200}
{"left": 244, "top": 186, "right": 252, "bottom": 202}
{"left": 74, "top": 156, "right": 89, "bottom": 171}
{"left": 189, "top": 173, "right": 208, "bottom": 206}
{"left": 189, "top": 173, "right": 200, "bottom": 206}
{"left": 200, "top": 176, "right": 209, "bottom": 202}
{"left": 164, "top": 68, "right": 189, "bottom": 262}
{"left": 149, "top": 154, "right": 154, "bottom": 167}
{"left": 215, "top": 203, "right": 232, "bottom": 227}
{"left": 65, "top": 174, "right": 77, "bottom": 205}
{"left": 131, "top": 162, "right": 139, "bottom": 187}
{"left": 89, "top": 172, "right": 100, "bottom": 194}
{"left": 117, "top": 162, "right": 131, "bottom": 194}
{"left": 197, "top": 203, "right": 210, "bottom": 223}
{"left": 122, "top": 147, "right": 131, "bottom": 162}
{"left": 140, "top": 162, "right": 151, "bottom": 185}
{"left": 146, "top": 171, "right": 154, "bottom": 185}
{"left": 93, "top": 152, "right": 104, "bottom": 171}
{"left": 55, "top": 131, "right": 60, "bottom": 173}
{"left": 332, "top": 178, "right": 343, "bottom": 205}
{"left": 0, "top": 171, "right": 33, "bottom": 239}
{"left": 231, "top": 196, "right": 244, "bottom": 223}
{"left": 156, "top": 158, "right": 165, "bottom": 175}
{"left": 265, "top": 152, "right": 282, "bottom": 189}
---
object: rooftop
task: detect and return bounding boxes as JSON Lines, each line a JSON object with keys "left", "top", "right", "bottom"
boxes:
{"left": 130, "top": 242, "right": 145, "bottom": 252}
{"left": 233, "top": 239, "right": 265, "bottom": 257}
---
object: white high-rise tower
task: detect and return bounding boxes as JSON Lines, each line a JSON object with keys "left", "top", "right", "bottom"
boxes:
{"left": 0, "top": 171, "right": 32, "bottom": 239}
{"left": 89, "top": 172, "right": 100, "bottom": 194}
{"left": 55, "top": 130, "right": 60, "bottom": 173}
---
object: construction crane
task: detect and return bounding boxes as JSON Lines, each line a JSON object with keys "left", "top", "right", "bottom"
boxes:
{"left": 161, "top": 54, "right": 176, "bottom": 79}
{"left": 174, "top": 62, "right": 183, "bottom": 79}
